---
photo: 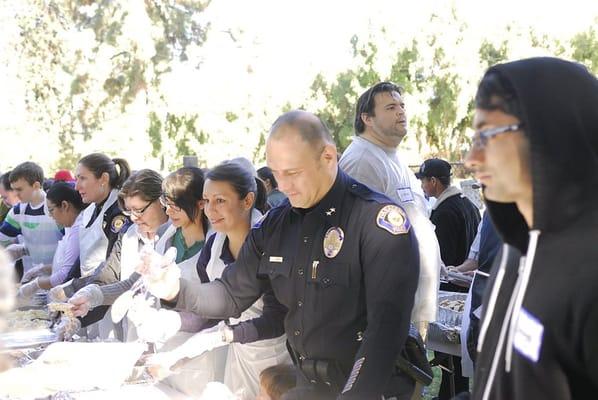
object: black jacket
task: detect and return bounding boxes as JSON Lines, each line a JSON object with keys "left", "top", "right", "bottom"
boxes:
{"left": 471, "top": 58, "right": 598, "bottom": 400}
{"left": 430, "top": 190, "right": 480, "bottom": 266}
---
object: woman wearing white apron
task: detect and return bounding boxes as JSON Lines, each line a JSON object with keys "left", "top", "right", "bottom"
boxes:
{"left": 68, "top": 170, "right": 170, "bottom": 341}
{"left": 51, "top": 153, "right": 131, "bottom": 339}
{"left": 134, "top": 167, "right": 222, "bottom": 396}
{"left": 148, "top": 160, "right": 289, "bottom": 399}
{"left": 17, "top": 182, "right": 85, "bottom": 300}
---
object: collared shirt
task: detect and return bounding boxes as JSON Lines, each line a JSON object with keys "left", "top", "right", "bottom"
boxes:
{"left": 172, "top": 228, "right": 204, "bottom": 264}
{"left": 177, "top": 169, "right": 419, "bottom": 398}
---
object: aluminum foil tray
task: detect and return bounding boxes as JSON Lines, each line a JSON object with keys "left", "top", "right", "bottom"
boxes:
{"left": 0, "top": 329, "right": 58, "bottom": 349}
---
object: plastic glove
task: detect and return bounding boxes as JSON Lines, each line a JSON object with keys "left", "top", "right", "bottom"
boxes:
{"left": 22, "top": 263, "right": 51, "bottom": 283}
{"left": 136, "top": 246, "right": 180, "bottom": 300}
{"left": 167, "top": 322, "right": 229, "bottom": 362}
{"left": 69, "top": 284, "right": 104, "bottom": 317}
{"left": 16, "top": 278, "right": 40, "bottom": 300}
{"left": 48, "top": 285, "right": 68, "bottom": 303}
{"left": 134, "top": 308, "right": 182, "bottom": 343}
{"left": 145, "top": 351, "right": 182, "bottom": 380}
{"left": 54, "top": 314, "right": 81, "bottom": 341}
{"left": 5, "top": 244, "right": 27, "bottom": 261}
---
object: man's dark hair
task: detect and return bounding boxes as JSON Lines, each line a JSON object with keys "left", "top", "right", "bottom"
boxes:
{"left": 354, "top": 82, "right": 403, "bottom": 134}
{"left": 257, "top": 166, "right": 277, "bottom": 189}
{"left": 475, "top": 71, "right": 523, "bottom": 120}
{"left": 437, "top": 176, "right": 451, "bottom": 187}
{"left": 1, "top": 171, "right": 12, "bottom": 191}
{"left": 9, "top": 162, "right": 44, "bottom": 186}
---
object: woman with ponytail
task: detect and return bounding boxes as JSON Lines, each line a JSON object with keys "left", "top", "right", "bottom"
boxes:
{"left": 50, "top": 153, "right": 131, "bottom": 339}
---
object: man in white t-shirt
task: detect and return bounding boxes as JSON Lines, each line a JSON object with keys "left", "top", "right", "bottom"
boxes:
{"left": 339, "top": 82, "right": 441, "bottom": 339}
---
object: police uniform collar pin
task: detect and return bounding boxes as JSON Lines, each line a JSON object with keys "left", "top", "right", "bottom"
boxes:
{"left": 325, "top": 207, "right": 336, "bottom": 216}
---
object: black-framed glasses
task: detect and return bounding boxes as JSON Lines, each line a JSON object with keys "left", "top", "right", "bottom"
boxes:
{"left": 123, "top": 200, "right": 154, "bottom": 217}
{"left": 159, "top": 194, "right": 182, "bottom": 212}
{"left": 472, "top": 123, "right": 524, "bottom": 150}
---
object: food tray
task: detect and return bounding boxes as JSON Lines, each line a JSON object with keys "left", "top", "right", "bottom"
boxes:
{"left": 0, "top": 329, "right": 58, "bottom": 349}
{"left": 437, "top": 292, "right": 467, "bottom": 328}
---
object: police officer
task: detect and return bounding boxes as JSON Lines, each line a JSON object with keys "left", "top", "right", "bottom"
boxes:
{"left": 145, "top": 110, "right": 420, "bottom": 399}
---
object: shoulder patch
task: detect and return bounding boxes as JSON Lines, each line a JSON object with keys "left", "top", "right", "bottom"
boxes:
{"left": 376, "top": 205, "right": 410, "bottom": 235}
{"left": 111, "top": 215, "right": 127, "bottom": 234}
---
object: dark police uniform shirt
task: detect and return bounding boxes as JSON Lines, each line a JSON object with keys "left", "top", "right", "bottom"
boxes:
{"left": 175, "top": 169, "right": 419, "bottom": 398}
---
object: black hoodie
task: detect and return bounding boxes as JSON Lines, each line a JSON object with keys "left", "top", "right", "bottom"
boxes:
{"left": 471, "top": 58, "right": 598, "bottom": 400}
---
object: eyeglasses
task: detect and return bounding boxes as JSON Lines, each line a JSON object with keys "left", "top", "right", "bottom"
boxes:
{"left": 471, "top": 123, "right": 524, "bottom": 150}
{"left": 123, "top": 200, "right": 154, "bottom": 218}
{"left": 159, "top": 194, "right": 182, "bottom": 212}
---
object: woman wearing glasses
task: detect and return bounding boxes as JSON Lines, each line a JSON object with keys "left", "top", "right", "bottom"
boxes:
{"left": 146, "top": 160, "right": 289, "bottom": 399}
{"left": 16, "top": 182, "right": 86, "bottom": 300}
{"left": 64, "top": 169, "right": 169, "bottom": 338}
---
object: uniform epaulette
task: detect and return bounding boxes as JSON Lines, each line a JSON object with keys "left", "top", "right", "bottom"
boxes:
{"left": 346, "top": 179, "right": 394, "bottom": 205}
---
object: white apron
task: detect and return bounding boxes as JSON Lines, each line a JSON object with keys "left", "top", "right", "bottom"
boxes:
{"left": 209, "top": 210, "right": 292, "bottom": 400}
{"left": 118, "top": 224, "right": 147, "bottom": 342}
{"left": 79, "top": 189, "right": 119, "bottom": 277}
{"left": 156, "top": 227, "right": 227, "bottom": 396}
{"left": 78, "top": 189, "right": 119, "bottom": 340}
{"left": 17, "top": 199, "right": 63, "bottom": 274}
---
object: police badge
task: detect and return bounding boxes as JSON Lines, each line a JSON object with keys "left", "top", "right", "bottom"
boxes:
{"left": 376, "top": 205, "right": 410, "bottom": 235}
{"left": 111, "top": 215, "right": 126, "bottom": 233}
{"left": 323, "top": 226, "right": 344, "bottom": 258}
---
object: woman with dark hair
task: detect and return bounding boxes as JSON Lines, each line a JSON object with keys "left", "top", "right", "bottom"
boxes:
{"left": 257, "top": 166, "right": 287, "bottom": 209}
{"left": 16, "top": 182, "right": 85, "bottom": 299}
{"left": 67, "top": 169, "right": 171, "bottom": 340}
{"left": 147, "top": 159, "right": 289, "bottom": 399}
{"left": 49, "top": 153, "right": 131, "bottom": 339}
{"left": 74, "top": 153, "right": 131, "bottom": 278}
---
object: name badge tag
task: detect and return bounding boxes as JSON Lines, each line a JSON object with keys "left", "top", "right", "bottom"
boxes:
{"left": 397, "top": 187, "right": 414, "bottom": 203}
{"left": 513, "top": 308, "right": 544, "bottom": 363}
{"left": 269, "top": 256, "right": 283, "bottom": 263}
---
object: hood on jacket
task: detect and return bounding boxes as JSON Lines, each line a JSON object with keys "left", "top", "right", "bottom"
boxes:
{"left": 481, "top": 57, "right": 598, "bottom": 252}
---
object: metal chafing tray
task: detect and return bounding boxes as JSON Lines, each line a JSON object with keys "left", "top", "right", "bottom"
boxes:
{"left": 0, "top": 328, "right": 58, "bottom": 350}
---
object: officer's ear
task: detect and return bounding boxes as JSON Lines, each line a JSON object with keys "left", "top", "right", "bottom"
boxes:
{"left": 320, "top": 143, "right": 337, "bottom": 165}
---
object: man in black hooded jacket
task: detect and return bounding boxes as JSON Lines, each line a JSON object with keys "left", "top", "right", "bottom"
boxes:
{"left": 462, "top": 57, "right": 598, "bottom": 399}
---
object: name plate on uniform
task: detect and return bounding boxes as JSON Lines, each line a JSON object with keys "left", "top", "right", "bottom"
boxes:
{"left": 269, "top": 256, "right": 283, "bottom": 263}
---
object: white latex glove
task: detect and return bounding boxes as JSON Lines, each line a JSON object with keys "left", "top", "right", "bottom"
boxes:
{"left": 16, "top": 278, "right": 40, "bottom": 300}
{"left": 21, "top": 263, "right": 50, "bottom": 283}
{"left": 69, "top": 284, "right": 104, "bottom": 317}
{"left": 145, "top": 351, "right": 182, "bottom": 380}
{"left": 135, "top": 308, "right": 182, "bottom": 343}
{"left": 5, "top": 244, "right": 27, "bottom": 261}
{"left": 136, "top": 246, "right": 180, "bottom": 300}
{"left": 48, "top": 284, "right": 68, "bottom": 303}
{"left": 168, "top": 322, "right": 230, "bottom": 361}
{"left": 54, "top": 314, "right": 81, "bottom": 341}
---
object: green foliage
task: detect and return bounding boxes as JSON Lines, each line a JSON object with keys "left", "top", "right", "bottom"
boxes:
{"left": 571, "top": 26, "right": 598, "bottom": 74}
{"left": 14, "top": 0, "right": 211, "bottom": 170}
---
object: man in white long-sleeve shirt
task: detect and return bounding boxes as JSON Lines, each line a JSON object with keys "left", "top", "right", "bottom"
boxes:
{"left": 339, "top": 82, "right": 441, "bottom": 339}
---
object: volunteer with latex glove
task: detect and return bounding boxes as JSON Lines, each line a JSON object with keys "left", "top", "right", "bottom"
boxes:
{"left": 67, "top": 169, "right": 170, "bottom": 342}
{"left": 0, "top": 163, "right": 63, "bottom": 277}
{"left": 145, "top": 160, "right": 289, "bottom": 400}
{"left": 51, "top": 154, "right": 131, "bottom": 340}
{"left": 17, "top": 182, "right": 86, "bottom": 303}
